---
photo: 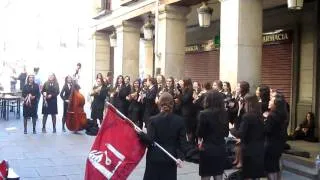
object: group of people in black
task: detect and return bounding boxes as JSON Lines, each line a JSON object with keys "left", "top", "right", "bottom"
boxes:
{"left": 21, "top": 64, "right": 82, "bottom": 134}
{"left": 21, "top": 63, "right": 313, "bottom": 180}
{"left": 87, "top": 71, "right": 292, "bottom": 180}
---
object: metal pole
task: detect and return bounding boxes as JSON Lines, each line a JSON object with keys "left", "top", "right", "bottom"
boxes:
{"left": 106, "top": 102, "right": 178, "bottom": 163}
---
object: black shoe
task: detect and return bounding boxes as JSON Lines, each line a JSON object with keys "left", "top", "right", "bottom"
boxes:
{"left": 24, "top": 129, "right": 27, "bottom": 134}
{"left": 53, "top": 128, "right": 56, "bottom": 133}
{"left": 62, "top": 127, "right": 66, "bottom": 132}
{"left": 42, "top": 128, "right": 46, "bottom": 133}
{"left": 33, "top": 129, "right": 36, "bottom": 134}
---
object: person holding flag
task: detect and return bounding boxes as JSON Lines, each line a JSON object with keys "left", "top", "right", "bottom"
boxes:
{"left": 85, "top": 92, "right": 192, "bottom": 180}
{"left": 141, "top": 92, "right": 191, "bottom": 180}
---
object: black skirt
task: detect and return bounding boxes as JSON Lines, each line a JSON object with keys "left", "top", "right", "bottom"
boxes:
{"left": 143, "top": 161, "right": 177, "bottom": 180}
{"left": 264, "top": 152, "right": 281, "bottom": 173}
{"left": 199, "top": 145, "right": 226, "bottom": 177}
{"left": 242, "top": 155, "right": 265, "bottom": 178}
{"left": 23, "top": 103, "right": 37, "bottom": 118}
{"left": 42, "top": 97, "right": 58, "bottom": 115}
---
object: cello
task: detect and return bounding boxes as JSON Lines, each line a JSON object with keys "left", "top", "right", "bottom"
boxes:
{"left": 65, "top": 83, "right": 88, "bottom": 131}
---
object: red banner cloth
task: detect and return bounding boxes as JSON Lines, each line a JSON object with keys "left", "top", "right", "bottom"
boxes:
{"left": 85, "top": 105, "right": 146, "bottom": 180}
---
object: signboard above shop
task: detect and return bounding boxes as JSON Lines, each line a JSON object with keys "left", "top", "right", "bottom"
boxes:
{"left": 185, "top": 40, "right": 217, "bottom": 54}
{"left": 185, "top": 30, "right": 293, "bottom": 53}
{"left": 263, "top": 30, "right": 293, "bottom": 45}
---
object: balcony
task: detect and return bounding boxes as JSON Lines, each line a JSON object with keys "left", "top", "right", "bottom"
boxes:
{"left": 93, "top": 0, "right": 112, "bottom": 19}
{"left": 119, "top": 0, "right": 139, "bottom": 6}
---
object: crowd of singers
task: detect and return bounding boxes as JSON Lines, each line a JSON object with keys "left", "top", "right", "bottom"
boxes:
{"left": 87, "top": 73, "right": 289, "bottom": 180}
{"left": 21, "top": 69, "right": 289, "bottom": 180}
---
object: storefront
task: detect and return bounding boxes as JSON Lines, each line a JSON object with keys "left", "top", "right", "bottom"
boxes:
{"left": 184, "top": 40, "right": 219, "bottom": 84}
{"left": 262, "top": 30, "right": 293, "bottom": 103}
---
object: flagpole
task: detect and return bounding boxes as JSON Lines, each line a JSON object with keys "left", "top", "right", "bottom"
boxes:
{"left": 106, "top": 102, "right": 179, "bottom": 164}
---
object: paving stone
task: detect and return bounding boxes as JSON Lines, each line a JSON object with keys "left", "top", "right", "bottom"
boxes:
{"left": 8, "top": 158, "right": 55, "bottom": 168}
{"left": 36, "top": 165, "right": 83, "bottom": 177}
{"left": 50, "top": 156, "right": 87, "bottom": 166}
{"left": 14, "top": 167, "right": 40, "bottom": 178}
{"left": 67, "top": 174, "right": 84, "bottom": 180}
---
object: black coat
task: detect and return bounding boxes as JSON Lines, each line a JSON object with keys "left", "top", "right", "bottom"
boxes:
{"left": 264, "top": 111, "right": 286, "bottom": 173}
{"left": 264, "top": 111, "right": 286, "bottom": 156}
{"left": 181, "top": 89, "right": 196, "bottom": 133}
{"left": 41, "top": 81, "right": 60, "bottom": 115}
{"left": 22, "top": 83, "right": 40, "bottom": 118}
{"left": 230, "top": 112, "right": 265, "bottom": 178}
{"left": 144, "top": 112, "right": 190, "bottom": 180}
{"left": 143, "top": 85, "right": 158, "bottom": 126}
{"left": 60, "top": 83, "right": 72, "bottom": 117}
{"left": 112, "top": 85, "right": 130, "bottom": 115}
{"left": 128, "top": 91, "right": 142, "bottom": 127}
{"left": 18, "top": 72, "right": 27, "bottom": 91}
{"left": 298, "top": 119, "right": 315, "bottom": 138}
{"left": 90, "top": 86, "right": 107, "bottom": 120}
{"left": 197, "top": 108, "right": 229, "bottom": 176}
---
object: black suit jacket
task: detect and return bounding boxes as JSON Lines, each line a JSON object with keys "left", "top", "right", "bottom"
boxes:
{"left": 143, "top": 86, "right": 158, "bottom": 123}
{"left": 197, "top": 108, "right": 229, "bottom": 156}
{"left": 60, "top": 84, "right": 72, "bottom": 101}
{"left": 230, "top": 112, "right": 265, "bottom": 156}
{"left": 146, "top": 112, "right": 190, "bottom": 163}
{"left": 264, "top": 111, "right": 286, "bottom": 156}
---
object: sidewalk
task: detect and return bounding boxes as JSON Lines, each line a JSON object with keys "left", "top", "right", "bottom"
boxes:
{"left": 0, "top": 115, "right": 308, "bottom": 179}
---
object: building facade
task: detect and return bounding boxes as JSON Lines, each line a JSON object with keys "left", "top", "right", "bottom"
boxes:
{"left": 91, "top": 0, "right": 320, "bottom": 139}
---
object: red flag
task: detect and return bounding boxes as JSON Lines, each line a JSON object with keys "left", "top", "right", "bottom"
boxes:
{"left": 0, "top": 160, "right": 8, "bottom": 180}
{"left": 85, "top": 105, "right": 146, "bottom": 180}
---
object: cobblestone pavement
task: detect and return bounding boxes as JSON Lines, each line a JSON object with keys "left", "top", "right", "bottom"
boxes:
{"left": 0, "top": 114, "right": 308, "bottom": 179}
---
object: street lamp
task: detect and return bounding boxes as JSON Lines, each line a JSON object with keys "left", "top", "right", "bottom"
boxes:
{"left": 288, "top": 0, "right": 304, "bottom": 10}
{"left": 109, "top": 32, "right": 117, "bottom": 47}
{"left": 197, "top": 2, "right": 213, "bottom": 28}
{"left": 143, "top": 16, "right": 155, "bottom": 40}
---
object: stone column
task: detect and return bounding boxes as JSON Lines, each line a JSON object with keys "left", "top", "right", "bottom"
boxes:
{"left": 114, "top": 21, "right": 140, "bottom": 79}
{"left": 156, "top": 5, "right": 190, "bottom": 79}
{"left": 93, "top": 31, "right": 111, "bottom": 77}
{"left": 219, "top": 0, "right": 263, "bottom": 90}
{"left": 142, "top": 39, "right": 154, "bottom": 77}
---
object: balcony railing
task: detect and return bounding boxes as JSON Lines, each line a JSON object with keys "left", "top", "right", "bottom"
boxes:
{"left": 120, "top": 0, "right": 139, "bottom": 6}
{"left": 93, "top": 0, "right": 112, "bottom": 19}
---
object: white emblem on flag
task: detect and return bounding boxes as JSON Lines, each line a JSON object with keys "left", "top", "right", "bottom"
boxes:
{"left": 88, "top": 144, "right": 125, "bottom": 179}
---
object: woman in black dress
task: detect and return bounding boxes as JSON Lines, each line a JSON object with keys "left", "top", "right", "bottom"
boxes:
{"left": 230, "top": 81, "right": 250, "bottom": 168}
{"left": 127, "top": 79, "right": 142, "bottom": 128}
{"left": 163, "top": 77, "right": 176, "bottom": 97}
{"left": 123, "top": 75, "right": 132, "bottom": 116}
{"left": 181, "top": 78, "right": 196, "bottom": 143}
{"left": 265, "top": 93, "right": 287, "bottom": 180}
{"left": 111, "top": 75, "right": 130, "bottom": 115}
{"left": 212, "top": 80, "right": 223, "bottom": 93}
{"left": 41, "top": 73, "right": 60, "bottom": 133}
{"left": 22, "top": 74, "right": 40, "bottom": 134}
{"left": 90, "top": 77, "right": 107, "bottom": 125}
{"left": 256, "top": 85, "right": 270, "bottom": 116}
{"left": 197, "top": 90, "right": 229, "bottom": 180}
{"left": 291, "top": 112, "right": 316, "bottom": 141}
{"left": 230, "top": 94, "right": 265, "bottom": 179}
{"left": 143, "top": 78, "right": 158, "bottom": 127}
{"left": 60, "top": 75, "right": 73, "bottom": 132}
{"left": 143, "top": 92, "right": 189, "bottom": 180}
